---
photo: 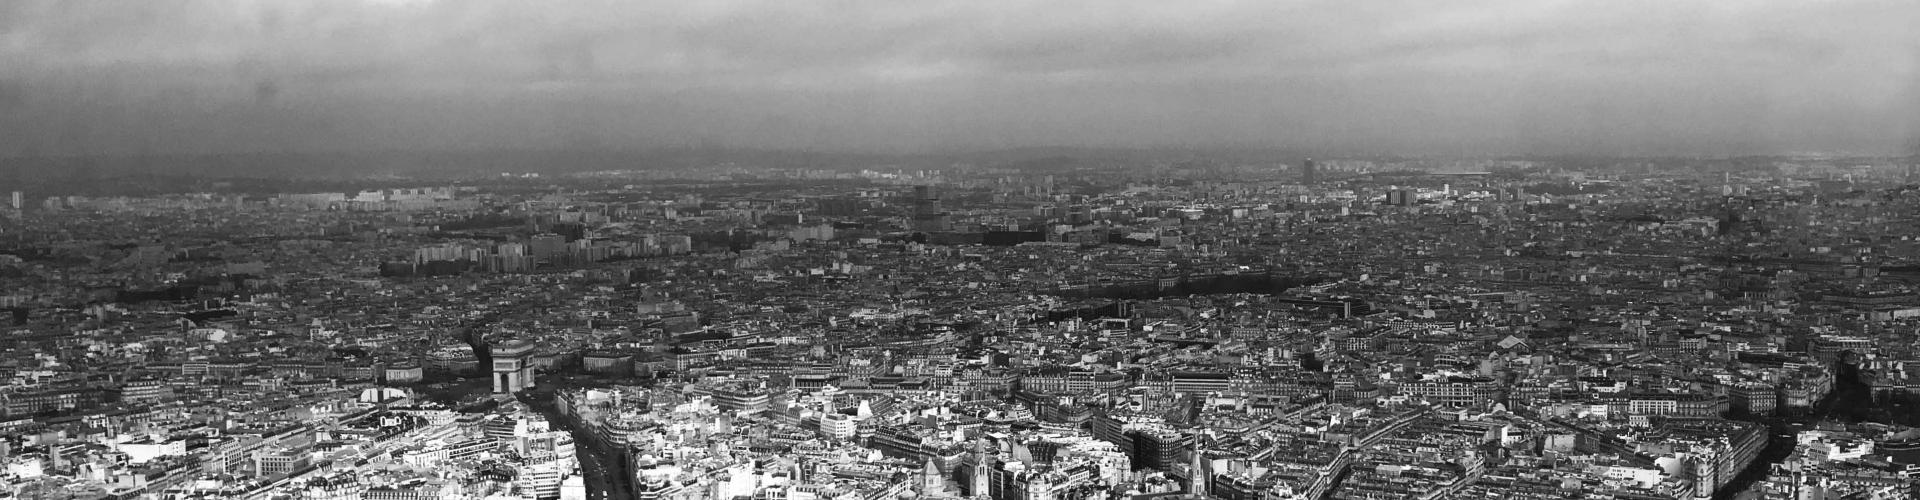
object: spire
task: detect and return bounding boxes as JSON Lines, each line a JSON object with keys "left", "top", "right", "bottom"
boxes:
{"left": 1189, "top": 434, "right": 1212, "bottom": 498}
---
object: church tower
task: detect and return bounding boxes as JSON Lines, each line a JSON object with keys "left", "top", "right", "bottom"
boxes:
{"left": 1188, "top": 436, "right": 1212, "bottom": 498}
{"left": 969, "top": 438, "right": 991, "bottom": 498}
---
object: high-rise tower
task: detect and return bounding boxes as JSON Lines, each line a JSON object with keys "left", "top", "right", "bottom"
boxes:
{"left": 910, "top": 185, "right": 951, "bottom": 232}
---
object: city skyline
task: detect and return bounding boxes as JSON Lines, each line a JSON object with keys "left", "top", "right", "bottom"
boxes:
{"left": 7, "top": 3, "right": 1920, "bottom": 499}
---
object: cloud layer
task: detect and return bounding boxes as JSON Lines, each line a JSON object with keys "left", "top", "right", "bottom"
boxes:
{"left": 2, "top": 0, "right": 1916, "bottom": 157}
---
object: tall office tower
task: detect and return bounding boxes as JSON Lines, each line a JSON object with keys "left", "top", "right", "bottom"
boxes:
{"left": 1301, "top": 159, "right": 1318, "bottom": 184}
{"left": 913, "top": 185, "right": 939, "bottom": 211}
{"left": 8, "top": 191, "right": 20, "bottom": 210}
{"left": 1387, "top": 188, "right": 1416, "bottom": 206}
{"left": 910, "top": 185, "right": 950, "bottom": 232}
{"left": 530, "top": 233, "right": 568, "bottom": 260}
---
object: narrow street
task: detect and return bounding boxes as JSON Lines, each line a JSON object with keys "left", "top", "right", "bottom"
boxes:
{"left": 521, "top": 381, "right": 634, "bottom": 500}
{"left": 1716, "top": 362, "right": 1869, "bottom": 500}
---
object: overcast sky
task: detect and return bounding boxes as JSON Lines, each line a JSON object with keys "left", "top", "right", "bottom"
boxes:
{"left": 2, "top": 0, "right": 1916, "bottom": 157}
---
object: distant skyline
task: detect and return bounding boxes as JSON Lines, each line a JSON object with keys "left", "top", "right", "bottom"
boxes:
{"left": 1, "top": 0, "right": 1917, "bottom": 159}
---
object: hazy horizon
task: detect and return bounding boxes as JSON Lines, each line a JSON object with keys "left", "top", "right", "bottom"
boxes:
{"left": 3, "top": 0, "right": 1917, "bottom": 159}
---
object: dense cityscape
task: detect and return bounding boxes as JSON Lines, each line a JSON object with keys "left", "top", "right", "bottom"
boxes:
{"left": 3, "top": 153, "right": 1920, "bottom": 500}
{"left": 3, "top": 0, "right": 1916, "bottom": 498}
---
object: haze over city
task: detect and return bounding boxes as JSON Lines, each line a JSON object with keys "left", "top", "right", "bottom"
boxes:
{"left": 16, "top": 3, "right": 1920, "bottom": 500}
{"left": 2, "top": 0, "right": 1918, "bottom": 158}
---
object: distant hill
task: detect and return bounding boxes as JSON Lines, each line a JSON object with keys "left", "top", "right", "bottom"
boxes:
{"left": 0, "top": 146, "right": 1321, "bottom": 195}
{"left": 4, "top": 147, "right": 1901, "bottom": 197}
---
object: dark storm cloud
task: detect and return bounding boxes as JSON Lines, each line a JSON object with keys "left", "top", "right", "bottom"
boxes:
{"left": 0, "top": 0, "right": 1915, "bottom": 157}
